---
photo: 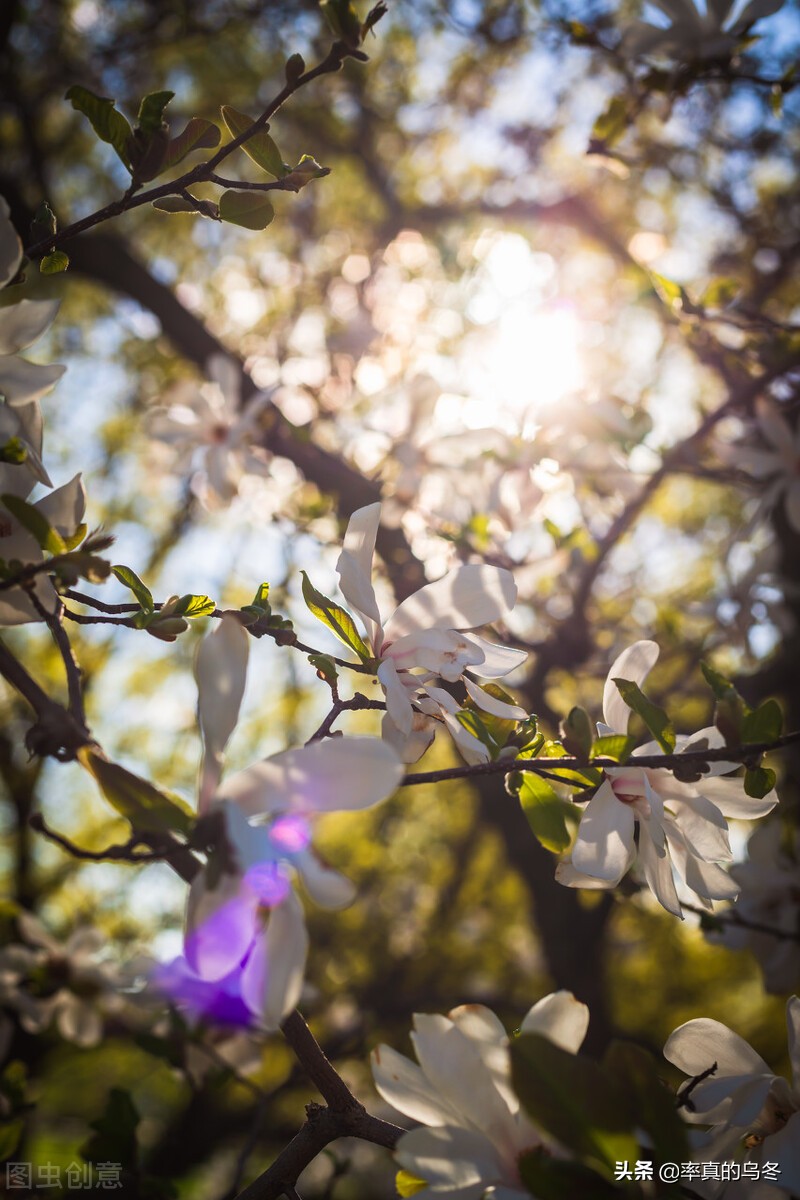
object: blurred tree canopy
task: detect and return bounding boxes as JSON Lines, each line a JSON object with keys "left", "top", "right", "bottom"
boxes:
{"left": 0, "top": 0, "right": 799, "bottom": 1196}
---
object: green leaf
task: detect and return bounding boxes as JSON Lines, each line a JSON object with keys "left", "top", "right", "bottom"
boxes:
{"left": 40, "top": 250, "right": 70, "bottom": 274}
{"left": 463, "top": 681, "right": 521, "bottom": 750}
{"left": 308, "top": 653, "right": 339, "bottom": 686}
{"left": 590, "top": 735, "right": 636, "bottom": 763}
{"left": 152, "top": 196, "right": 198, "bottom": 214}
{"left": 456, "top": 708, "right": 499, "bottom": 755}
{"left": 649, "top": 271, "right": 686, "bottom": 312}
{"left": 741, "top": 698, "right": 783, "bottom": 745}
{"left": 396, "top": 1170, "right": 427, "bottom": 1197}
{"left": 173, "top": 594, "right": 216, "bottom": 618}
{"left": 65, "top": 85, "right": 133, "bottom": 168}
{"left": 612, "top": 679, "right": 675, "bottom": 753}
{"left": 81, "top": 1087, "right": 139, "bottom": 1168}
{"left": 603, "top": 1041, "right": 689, "bottom": 1166}
{"left": 525, "top": 739, "right": 604, "bottom": 790}
{"left": 591, "top": 95, "right": 629, "bottom": 148}
{"left": 30, "top": 200, "right": 57, "bottom": 241}
{"left": 744, "top": 765, "right": 776, "bottom": 799}
{"left": 1, "top": 493, "right": 66, "bottom": 554}
{"left": 136, "top": 90, "right": 174, "bottom": 135}
{"left": 112, "top": 563, "right": 153, "bottom": 611}
{"left": 80, "top": 747, "right": 194, "bottom": 837}
{"left": 560, "top": 706, "right": 593, "bottom": 757}
{"left": 220, "top": 106, "right": 289, "bottom": 178}
{"left": 519, "top": 772, "right": 572, "bottom": 853}
{"left": 701, "top": 662, "right": 739, "bottom": 700}
{"left": 320, "top": 0, "right": 363, "bottom": 45}
{"left": 163, "top": 117, "right": 220, "bottom": 171}
{"left": 518, "top": 1149, "right": 624, "bottom": 1200}
{"left": 219, "top": 189, "right": 275, "bottom": 230}
{"left": 699, "top": 277, "right": 741, "bottom": 310}
{"left": 300, "top": 571, "right": 371, "bottom": 660}
{"left": 511, "top": 1033, "right": 639, "bottom": 1174}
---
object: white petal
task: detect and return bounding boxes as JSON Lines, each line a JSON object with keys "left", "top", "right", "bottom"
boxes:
{"left": 449, "top": 1005, "right": 517, "bottom": 1111}
{"left": 221, "top": 736, "right": 404, "bottom": 819}
{"left": 571, "top": 780, "right": 635, "bottom": 881}
{"left": 603, "top": 640, "right": 660, "bottom": 733}
{"left": 462, "top": 677, "right": 526, "bottom": 721}
{"left": 372, "top": 1044, "right": 463, "bottom": 1126}
{"left": 664, "top": 1019, "right": 772, "bottom": 1078}
{"left": 765, "top": 1108, "right": 800, "bottom": 1188}
{"left": 520, "top": 991, "right": 589, "bottom": 1053}
{"left": 411, "top": 1014, "right": 515, "bottom": 1135}
{"left": 378, "top": 657, "right": 415, "bottom": 735}
{"left": 387, "top": 628, "right": 485, "bottom": 680}
{"left": 384, "top": 565, "right": 517, "bottom": 642}
{"left": 56, "top": 996, "right": 103, "bottom": 1048}
{"left": 295, "top": 849, "right": 356, "bottom": 910}
{"left": 35, "top": 473, "right": 85, "bottom": 534}
{"left": 195, "top": 614, "right": 249, "bottom": 810}
{"left": 637, "top": 820, "right": 682, "bottom": 917}
{"left": 335, "top": 502, "right": 382, "bottom": 642}
{"left": 381, "top": 710, "right": 437, "bottom": 764}
{"left": 396, "top": 1126, "right": 500, "bottom": 1197}
{"left": 0, "top": 299, "right": 59, "bottom": 355}
{"left": 668, "top": 794, "right": 731, "bottom": 861}
{"left": 461, "top": 635, "right": 527, "bottom": 678}
{"left": 0, "top": 200, "right": 22, "bottom": 289}
{"left": 0, "top": 357, "right": 65, "bottom": 406}
{"left": 241, "top": 889, "right": 308, "bottom": 1028}
{"left": 555, "top": 860, "right": 617, "bottom": 890}
{"left": 696, "top": 776, "right": 778, "bottom": 819}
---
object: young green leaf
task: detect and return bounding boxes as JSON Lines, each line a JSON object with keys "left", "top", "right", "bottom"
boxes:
{"left": 162, "top": 118, "right": 221, "bottom": 171}
{"left": 560, "top": 706, "right": 594, "bottom": 757}
{"left": 744, "top": 765, "right": 776, "bottom": 799}
{"left": 218, "top": 190, "right": 275, "bottom": 230}
{"left": 590, "top": 95, "right": 629, "bottom": 148}
{"left": 1, "top": 493, "right": 66, "bottom": 554}
{"left": 65, "top": 86, "right": 133, "bottom": 169}
{"left": 39, "top": 250, "right": 70, "bottom": 274}
{"left": 220, "top": 106, "right": 289, "bottom": 178}
{"left": 79, "top": 747, "right": 194, "bottom": 837}
{"left": 590, "top": 734, "right": 636, "bottom": 763}
{"left": 136, "top": 90, "right": 174, "bottom": 135}
{"left": 519, "top": 772, "right": 572, "bottom": 853}
{"left": 173, "top": 594, "right": 216, "bottom": 618}
{"left": 112, "top": 564, "right": 153, "bottom": 612}
{"left": 612, "top": 678, "right": 675, "bottom": 753}
{"left": 741, "top": 698, "right": 783, "bottom": 745}
{"left": 300, "top": 571, "right": 371, "bottom": 659}
{"left": 308, "top": 653, "right": 339, "bottom": 687}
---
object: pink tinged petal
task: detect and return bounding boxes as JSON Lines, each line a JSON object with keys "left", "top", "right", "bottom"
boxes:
{"left": 185, "top": 871, "right": 259, "bottom": 981}
{"left": 0, "top": 299, "right": 60, "bottom": 356}
{"left": 381, "top": 711, "right": 437, "bottom": 764}
{"left": 294, "top": 848, "right": 356, "bottom": 910}
{"left": 335, "top": 502, "right": 382, "bottom": 641}
{"left": 387, "top": 628, "right": 486, "bottom": 681}
{"left": 384, "top": 565, "right": 517, "bottom": 643}
{"left": 395, "top": 1125, "right": 503, "bottom": 1195}
{"left": 241, "top": 889, "right": 308, "bottom": 1029}
{"left": 696, "top": 776, "right": 779, "bottom": 820}
{"left": 637, "top": 820, "right": 682, "bottom": 917}
{"left": 765, "top": 1109, "right": 800, "bottom": 1188}
{"left": 462, "top": 635, "right": 528, "bottom": 679}
{"left": 378, "top": 657, "right": 415, "bottom": 735}
{"left": 0, "top": 357, "right": 66, "bottom": 406}
{"left": 222, "top": 736, "right": 404, "bottom": 819}
{"left": 603, "top": 640, "right": 660, "bottom": 733}
{"left": 371, "top": 1044, "right": 464, "bottom": 1126}
{"left": 0, "top": 200, "right": 22, "bottom": 288}
{"left": 462, "top": 677, "right": 527, "bottom": 721}
{"left": 571, "top": 779, "right": 636, "bottom": 881}
{"left": 520, "top": 991, "right": 589, "bottom": 1054}
{"left": 195, "top": 614, "right": 250, "bottom": 810}
{"left": 664, "top": 1019, "right": 773, "bottom": 1079}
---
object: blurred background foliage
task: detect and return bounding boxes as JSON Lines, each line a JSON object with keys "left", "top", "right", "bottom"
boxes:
{"left": 1, "top": 0, "right": 799, "bottom": 1194}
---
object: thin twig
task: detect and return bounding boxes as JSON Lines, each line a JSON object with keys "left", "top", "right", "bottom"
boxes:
{"left": 306, "top": 694, "right": 385, "bottom": 743}
{"left": 29, "top": 812, "right": 168, "bottom": 863}
{"left": 682, "top": 900, "right": 800, "bottom": 944}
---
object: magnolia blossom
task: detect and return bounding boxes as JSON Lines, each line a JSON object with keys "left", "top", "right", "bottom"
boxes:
{"left": 710, "top": 821, "right": 800, "bottom": 994}
{"left": 718, "top": 399, "right": 800, "bottom": 534}
{"left": 335, "top": 502, "right": 527, "bottom": 762}
{"left": 148, "top": 354, "right": 270, "bottom": 508}
{"left": 664, "top": 996, "right": 800, "bottom": 1198}
{"left": 623, "top": 0, "right": 785, "bottom": 61}
{"left": 0, "top": 913, "right": 125, "bottom": 1048}
{"left": 371, "top": 991, "right": 589, "bottom": 1199}
{"left": 160, "top": 615, "right": 404, "bottom": 1030}
{"left": 556, "top": 641, "right": 778, "bottom": 916}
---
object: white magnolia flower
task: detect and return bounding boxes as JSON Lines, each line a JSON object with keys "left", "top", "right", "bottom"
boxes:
{"left": 0, "top": 197, "right": 64, "bottom": 408}
{"left": 718, "top": 399, "right": 800, "bottom": 534}
{"left": 710, "top": 821, "right": 800, "bottom": 994}
{"left": 664, "top": 996, "right": 800, "bottom": 1198}
{"left": 623, "top": 0, "right": 785, "bottom": 62}
{"left": 335, "top": 502, "right": 527, "bottom": 762}
{"left": 0, "top": 913, "right": 125, "bottom": 1048}
{"left": 174, "top": 617, "right": 405, "bottom": 1029}
{"left": 371, "top": 991, "right": 589, "bottom": 1199}
{"left": 556, "top": 641, "right": 778, "bottom": 916}
{"left": 148, "top": 354, "right": 270, "bottom": 508}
